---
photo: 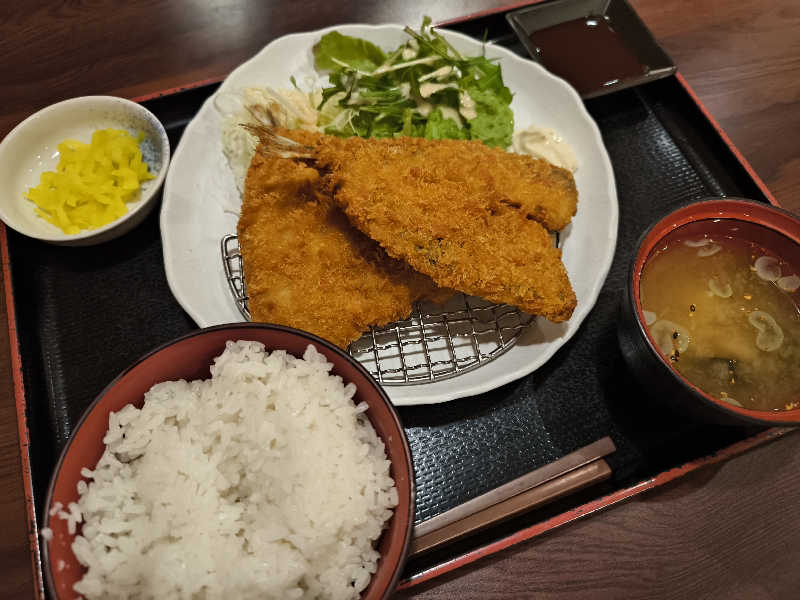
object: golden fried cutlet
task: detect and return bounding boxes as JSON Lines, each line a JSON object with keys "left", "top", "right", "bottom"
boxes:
{"left": 307, "top": 135, "right": 577, "bottom": 322}
{"left": 309, "top": 135, "right": 576, "bottom": 231}
{"left": 237, "top": 133, "right": 444, "bottom": 348}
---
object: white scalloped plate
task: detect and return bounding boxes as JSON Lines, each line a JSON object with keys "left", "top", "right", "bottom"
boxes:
{"left": 161, "top": 24, "right": 618, "bottom": 406}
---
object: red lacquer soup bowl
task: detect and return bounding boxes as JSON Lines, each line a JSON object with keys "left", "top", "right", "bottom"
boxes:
{"left": 42, "top": 323, "right": 415, "bottom": 599}
{"left": 618, "top": 198, "right": 800, "bottom": 426}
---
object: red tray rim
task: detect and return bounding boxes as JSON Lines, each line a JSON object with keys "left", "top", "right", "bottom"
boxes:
{"left": 4, "top": 2, "right": 783, "bottom": 597}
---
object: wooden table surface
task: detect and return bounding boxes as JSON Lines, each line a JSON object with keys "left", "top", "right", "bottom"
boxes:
{"left": 1, "top": 1, "right": 799, "bottom": 598}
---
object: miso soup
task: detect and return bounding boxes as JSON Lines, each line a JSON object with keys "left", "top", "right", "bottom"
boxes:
{"left": 640, "top": 232, "right": 800, "bottom": 411}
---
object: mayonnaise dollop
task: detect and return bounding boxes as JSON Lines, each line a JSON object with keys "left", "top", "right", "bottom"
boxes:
{"left": 512, "top": 126, "right": 578, "bottom": 172}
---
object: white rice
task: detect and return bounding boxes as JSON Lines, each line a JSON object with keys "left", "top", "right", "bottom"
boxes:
{"left": 58, "top": 341, "right": 397, "bottom": 600}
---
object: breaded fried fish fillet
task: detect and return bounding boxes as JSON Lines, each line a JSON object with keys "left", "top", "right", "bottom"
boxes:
{"left": 321, "top": 137, "right": 576, "bottom": 231}
{"left": 238, "top": 132, "right": 444, "bottom": 348}
{"left": 257, "top": 132, "right": 577, "bottom": 322}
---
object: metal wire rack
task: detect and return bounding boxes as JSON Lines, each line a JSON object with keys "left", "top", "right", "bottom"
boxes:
{"left": 221, "top": 234, "right": 534, "bottom": 385}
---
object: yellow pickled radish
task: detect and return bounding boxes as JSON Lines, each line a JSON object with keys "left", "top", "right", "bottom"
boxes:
{"left": 25, "top": 128, "right": 155, "bottom": 234}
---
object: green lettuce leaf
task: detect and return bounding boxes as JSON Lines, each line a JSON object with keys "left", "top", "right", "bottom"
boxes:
{"left": 313, "top": 32, "right": 386, "bottom": 73}
{"left": 465, "top": 87, "right": 513, "bottom": 148}
{"left": 370, "top": 118, "right": 400, "bottom": 138}
{"left": 461, "top": 56, "right": 513, "bottom": 104}
{"left": 424, "top": 108, "right": 467, "bottom": 141}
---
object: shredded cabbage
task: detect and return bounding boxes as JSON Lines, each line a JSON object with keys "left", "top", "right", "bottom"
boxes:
{"left": 217, "top": 87, "right": 321, "bottom": 193}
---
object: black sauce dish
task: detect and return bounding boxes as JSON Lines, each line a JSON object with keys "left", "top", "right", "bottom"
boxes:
{"left": 506, "top": 0, "right": 676, "bottom": 99}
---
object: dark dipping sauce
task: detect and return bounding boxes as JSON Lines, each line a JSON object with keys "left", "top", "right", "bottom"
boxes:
{"left": 529, "top": 16, "right": 647, "bottom": 95}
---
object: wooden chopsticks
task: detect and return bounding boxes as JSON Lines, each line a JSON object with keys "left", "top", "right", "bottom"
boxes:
{"left": 410, "top": 437, "right": 616, "bottom": 556}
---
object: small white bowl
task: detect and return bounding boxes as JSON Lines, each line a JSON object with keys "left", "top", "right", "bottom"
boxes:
{"left": 0, "top": 96, "right": 170, "bottom": 246}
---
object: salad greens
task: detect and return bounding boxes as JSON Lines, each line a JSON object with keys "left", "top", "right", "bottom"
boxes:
{"left": 311, "top": 17, "right": 514, "bottom": 147}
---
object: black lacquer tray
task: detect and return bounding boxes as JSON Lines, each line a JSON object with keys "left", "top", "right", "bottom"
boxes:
{"left": 6, "top": 2, "right": 791, "bottom": 595}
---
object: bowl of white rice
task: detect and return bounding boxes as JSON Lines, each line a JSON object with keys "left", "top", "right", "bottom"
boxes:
{"left": 41, "top": 323, "right": 414, "bottom": 600}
